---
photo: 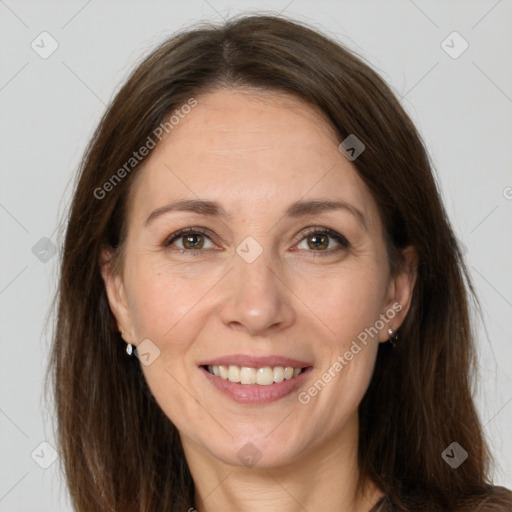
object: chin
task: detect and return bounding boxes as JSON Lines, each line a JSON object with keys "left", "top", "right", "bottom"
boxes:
{"left": 192, "top": 428, "right": 309, "bottom": 470}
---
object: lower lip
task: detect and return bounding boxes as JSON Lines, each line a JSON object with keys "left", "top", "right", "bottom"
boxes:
{"left": 200, "top": 366, "right": 312, "bottom": 404}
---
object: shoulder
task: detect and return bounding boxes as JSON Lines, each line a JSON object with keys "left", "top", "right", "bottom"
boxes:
{"left": 462, "top": 485, "right": 512, "bottom": 511}
{"left": 370, "top": 485, "right": 512, "bottom": 511}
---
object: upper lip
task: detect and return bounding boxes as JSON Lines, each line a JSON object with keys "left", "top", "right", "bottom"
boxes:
{"left": 198, "top": 354, "right": 312, "bottom": 368}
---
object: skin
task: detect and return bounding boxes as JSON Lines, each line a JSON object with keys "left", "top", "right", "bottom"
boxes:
{"left": 102, "top": 87, "right": 417, "bottom": 512}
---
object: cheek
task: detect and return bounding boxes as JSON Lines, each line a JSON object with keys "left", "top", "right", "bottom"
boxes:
{"left": 292, "top": 261, "right": 388, "bottom": 343}
{"left": 126, "top": 252, "right": 389, "bottom": 361}
{"left": 124, "top": 262, "right": 212, "bottom": 432}
{"left": 126, "top": 259, "right": 208, "bottom": 342}
{"left": 292, "top": 266, "right": 386, "bottom": 411}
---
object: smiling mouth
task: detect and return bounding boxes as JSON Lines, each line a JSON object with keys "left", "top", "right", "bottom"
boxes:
{"left": 203, "top": 364, "right": 306, "bottom": 386}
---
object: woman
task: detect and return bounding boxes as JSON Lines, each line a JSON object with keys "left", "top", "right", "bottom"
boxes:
{"left": 48, "top": 14, "right": 512, "bottom": 511}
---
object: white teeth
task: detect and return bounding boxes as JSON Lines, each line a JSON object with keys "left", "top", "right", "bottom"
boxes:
{"left": 284, "top": 367, "right": 294, "bottom": 380}
{"left": 256, "top": 367, "right": 274, "bottom": 385}
{"left": 227, "top": 365, "right": 241, "bottom": 383}
{"left": 273, "top": 366, "right": 284, "bottom": 383}
{"left": 240, "top": 366, "right": 257, "bottom": 384}
{"left": 206, "top": 364, "right": 305, "bottom": 385}
{"left": 219, "top": 365, "right": 229, "bottom": 379}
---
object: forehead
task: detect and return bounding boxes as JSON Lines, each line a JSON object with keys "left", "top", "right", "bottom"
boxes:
{"left": 127, "top": 88, "right": 380, "bottom": 231}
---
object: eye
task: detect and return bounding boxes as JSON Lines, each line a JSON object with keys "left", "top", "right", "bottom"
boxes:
{"left": 295, "top": 227, "right": 350, "bottom": 255}
{"left": 163, "top": 228, "right": 216, "bottom": 252}
{"left": 162, "top": 226, "right": 350, "bottom": 256}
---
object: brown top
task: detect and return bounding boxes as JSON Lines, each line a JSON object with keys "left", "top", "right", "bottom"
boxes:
{"left": 366, "top": 485, "right": 512, "bottom": 511}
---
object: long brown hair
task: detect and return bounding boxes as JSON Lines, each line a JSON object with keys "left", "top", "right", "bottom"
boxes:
{"left": 47, "top": 14, "right": 512, "bottom": 511}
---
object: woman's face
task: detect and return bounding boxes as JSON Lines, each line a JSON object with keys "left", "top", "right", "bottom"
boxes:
{"left": 103, "top": 88, "right": 414, "bottom": 469}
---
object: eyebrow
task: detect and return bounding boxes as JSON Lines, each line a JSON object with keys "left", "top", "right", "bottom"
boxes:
{"left": 144, "top": 198, "right": 367, "bottom": 230}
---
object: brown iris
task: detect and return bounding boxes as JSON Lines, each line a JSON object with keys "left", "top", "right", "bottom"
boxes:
{"left": 307, "top": 233, "right": 329, "bottom": 250}
{"left": 182, "top": 233, "right": 205, "bottom": 250}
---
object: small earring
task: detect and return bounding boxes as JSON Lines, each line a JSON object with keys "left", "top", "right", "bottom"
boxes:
{"left": 387, "top": 328, "right": 398, "bottom": 347}
{"left": 120, "top": 331, "right": 133, "bottom": 355}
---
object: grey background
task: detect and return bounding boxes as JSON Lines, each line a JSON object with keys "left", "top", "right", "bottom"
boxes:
{"left": 1, "top": 0, "right": 511, "bottom": 509}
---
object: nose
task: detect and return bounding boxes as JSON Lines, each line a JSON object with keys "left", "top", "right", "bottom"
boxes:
{"left": 218, "top": 243, "right": 296, "bottom": 336}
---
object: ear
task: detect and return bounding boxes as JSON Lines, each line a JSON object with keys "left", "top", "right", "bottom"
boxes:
{"left": 100, "top": 249, "right": 136, "bottom": 346}
{"left": 378, "top": 245, "right": 418, "bottom": 342}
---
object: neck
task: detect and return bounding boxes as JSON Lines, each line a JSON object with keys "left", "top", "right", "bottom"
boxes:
{"left": 184, "top": 413, "right": 384, "bottom": 512}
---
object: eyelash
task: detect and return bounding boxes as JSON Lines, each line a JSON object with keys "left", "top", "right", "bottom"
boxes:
{"left": 162, "top": 226, "right": 350, "bottom": 256}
